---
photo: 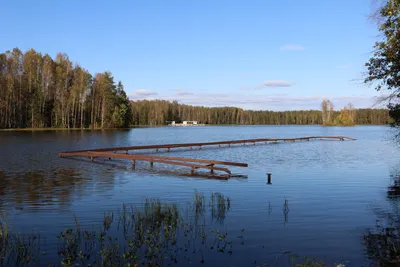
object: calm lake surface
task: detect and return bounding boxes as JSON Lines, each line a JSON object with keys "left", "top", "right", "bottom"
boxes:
{"left": 0, "top": 125, "right": 399, "bottom": 266}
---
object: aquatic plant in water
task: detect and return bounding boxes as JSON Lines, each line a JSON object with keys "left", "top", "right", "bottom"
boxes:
{"left": 0, "top": 194, "right": 344, "bottom": 266}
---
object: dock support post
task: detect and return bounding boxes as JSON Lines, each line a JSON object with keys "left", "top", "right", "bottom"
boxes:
{"left": 167, "top": 148, "right": 170, "bottom": 152}
{"left": 150, "top": 162, "right": 154, "bottom": 168}
{"left": 90, "top": 157, "right": 93, "bottom": 162}
{"left": 267, "top": 173, "right": 272, "bottom": 184}
{"left": 199, "top": 145, "right": 202, "bottom": 150}
{"left": 191, "top": 167, "right": 195, "bottom": 175}
{"left": 132, "top": 160, "right": 136, "bottom": 169}
{"left": 210, "top": 164, "right": 214, "bottom": 174}
{"left": 228, "top": 144, "right": 231, "bottom": 148}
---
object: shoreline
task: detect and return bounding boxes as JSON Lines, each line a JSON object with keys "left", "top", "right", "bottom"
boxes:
{"left": 0, "top": 124, "right": 390, "bottom": 132}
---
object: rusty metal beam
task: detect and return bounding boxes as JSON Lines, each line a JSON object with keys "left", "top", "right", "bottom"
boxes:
{"left": 62, "top": 151, "right": 248, "bottom": 168}
{"left": 59, "top": 151, "right": 233, "bottom": 175}
{"left": 59, "top": 136, "right": 356, "bottom": 154}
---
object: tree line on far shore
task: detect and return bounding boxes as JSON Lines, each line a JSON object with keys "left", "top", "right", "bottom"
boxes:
{"left": 0, "top": 48, "right": 391, "bottom": 129}
{"left": 0, "top": 48, "right": 132, "bottom": 129}
{"left": 131, "top": 99, "right": 389, "bottom": 126}
{"left": 321, "top": 99, "right": 358, "bottom": 126}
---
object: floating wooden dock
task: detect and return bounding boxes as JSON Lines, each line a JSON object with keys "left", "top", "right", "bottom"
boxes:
{"left": 59, "top": 136, "right": 355, "bottom": 177}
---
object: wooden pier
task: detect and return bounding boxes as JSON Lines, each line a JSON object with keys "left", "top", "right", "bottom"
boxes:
{"left": 59, "top": 151, "right": 246, "bottom": 175}
{"left": 59, "top": 136, "right": 355, "bottom": 154}
{"left": 59, "top": 136, "right": 355, "bottom": 177}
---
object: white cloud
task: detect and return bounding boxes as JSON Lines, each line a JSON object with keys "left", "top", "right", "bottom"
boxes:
{"left": 262, "top": 80, "right": 296, "bottom": 87}
{"left": 242, "top": 80, "right": 295, "bottom": 90}
{"left": 280, "top": 44, "right": 305, "bottom": 51}
{"left": 174, "top": 89, "right": 194, "bottom": 96}
{"left": 153, "top": 93, "right": 379, "bottom": 111}
{"left": 336, "top": 64, "right": 352, "bottom": 69}
{"left": 134, "top": 89, "right": 158, "bottom": 96}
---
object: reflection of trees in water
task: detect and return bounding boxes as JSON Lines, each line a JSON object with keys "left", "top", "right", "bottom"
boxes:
{"left": 193, "top": 191, "right": 231, "bottom": 225}
{"left": 388, "top": 167, "right": 400, "bottom": 200}
{"left": 364, "top": 166, "right": 400, "bottom": 265}
{"left": 0, "top": 169, "right": 95, "bottom": 209}
{"left": 210, "top": 192, "right": 230, "bottom": 224}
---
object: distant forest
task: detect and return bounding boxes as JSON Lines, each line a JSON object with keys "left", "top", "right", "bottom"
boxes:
{"left": 0, "top": 48, "right": 391, "bottom": 129}
{"left": 0, "top": 48, "right": 132, "bottom": 129}
{"left": 130, "top": 100, "right": 390, "bottom": 126}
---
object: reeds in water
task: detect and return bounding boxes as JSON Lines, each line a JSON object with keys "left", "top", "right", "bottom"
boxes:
{"left": 0, "top": 194, "right": 344, "bottom": 267}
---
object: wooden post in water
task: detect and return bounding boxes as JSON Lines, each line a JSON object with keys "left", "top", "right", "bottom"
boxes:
{"left": 267, "top": 173, "right": 272, "bottom": 184}
{"left": 132, "top": 160, "right": 136, "bottom": 169}
{"left": 150, "top": 162, "right": 154, "bottom": 168}
{"left": 191, "top": 167, "right": 195, "bottom": 175}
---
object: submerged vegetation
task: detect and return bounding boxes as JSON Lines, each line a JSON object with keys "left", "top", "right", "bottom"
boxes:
{"left": 0, "top": 192, "right": 342, "bottom": 266}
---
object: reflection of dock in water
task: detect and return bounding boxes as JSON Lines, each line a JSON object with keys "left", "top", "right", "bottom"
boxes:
{"left": 59, "top": 136, "right": 355, "bottom": 178}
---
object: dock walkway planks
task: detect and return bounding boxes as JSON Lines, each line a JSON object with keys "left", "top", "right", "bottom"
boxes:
{"left": 59, "top": 136, "right": 356, "bottom": 154}
{"left": 58, "top": 136, "right": 355, "bottom": 177}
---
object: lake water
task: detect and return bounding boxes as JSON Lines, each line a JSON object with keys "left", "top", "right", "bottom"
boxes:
{"left": 0, "top": 125, "right": 399, "bottom": 266}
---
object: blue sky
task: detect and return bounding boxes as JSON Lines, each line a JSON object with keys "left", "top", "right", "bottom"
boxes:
{"left": 1, "top": 0, "right": 385, "bottom": 110}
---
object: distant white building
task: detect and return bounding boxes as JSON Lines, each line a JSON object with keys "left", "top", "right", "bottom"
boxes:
{"left": 168, "top": 120, "right": 203, "bottom": 126}
{"left": 182, "top": 121, "right": 198, "bottom": 125}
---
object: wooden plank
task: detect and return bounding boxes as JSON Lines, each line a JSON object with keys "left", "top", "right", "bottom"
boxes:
{"left": 59, "top": 136, "right": 356, "bottom": 154}
{"left": 82, "top": 151, "right": 248, "bottom": 167}
{"left": 59, "top": 151, "right": 232, "bottom": 174}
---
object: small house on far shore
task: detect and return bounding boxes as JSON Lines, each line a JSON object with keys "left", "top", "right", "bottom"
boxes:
{"left": 167, "top": 120, "right": 203, "bottom": 126}
{"left": 182, "top": 121, "right": 198, "bottom": 125}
